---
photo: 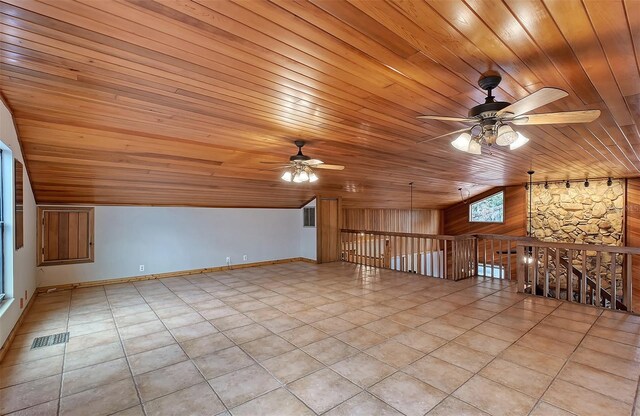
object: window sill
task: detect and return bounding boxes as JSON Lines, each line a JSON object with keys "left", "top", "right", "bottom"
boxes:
{"left": 0, "top": 297, "right": 14, "bottom": 319}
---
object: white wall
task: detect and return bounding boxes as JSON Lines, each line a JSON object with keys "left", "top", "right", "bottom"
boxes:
{"left": 300, "top": 198, "right": 317, "bottom": 261}
{"left": 38, "top": 205, "right": 316, "bottom": 287}
{"left": 0, "top": 100, "right": 37, "bottom": 347}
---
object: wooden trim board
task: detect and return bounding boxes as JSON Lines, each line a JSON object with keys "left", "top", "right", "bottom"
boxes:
{"left": 36, "top": 257, "right": 317, "bottom": 293}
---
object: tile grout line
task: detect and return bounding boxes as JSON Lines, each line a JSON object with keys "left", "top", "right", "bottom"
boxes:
{"left": 523, "top": 303, "right": 599, "bottom": 416}
{"left": 56, "top": 289, "right": 74, "bottom": 416}
{"left": 11, "top": 263, "right": 637, "bottom": 415}
{"left": 163, "top": 273, "right": 320, "bottom": 415}
{"left": 128, "top": 279, "right": 229, "bottom": 415}
{"left": 103, "top": 285, "right": 151, "bottom": 416}
{"left": 136, "top": 264, "right": 508, "bottom": 413}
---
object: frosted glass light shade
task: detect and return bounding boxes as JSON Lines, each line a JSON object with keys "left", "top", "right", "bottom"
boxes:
{"left": 451, "top": 132, "right": 472, "bottom": 151}
{"left": 309, "top": 172, "right": 318, "bottom": 182}
{"left": 496, "top": 125, "right": 518, "bottom": 146}
{"left": 467, "top": 139, "right": 482, "bottom": 155}
{"left": 510, "top": 133, "right": 529, "bottom": 150}
{"left": 281, "top": 171, "right": 292, "bottom": 182}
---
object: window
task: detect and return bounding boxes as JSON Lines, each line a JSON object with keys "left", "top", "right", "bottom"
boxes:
{"left": 38, "top": 206, "right": 94, "bottom": 266}
{"left": 303, "top": 207, "right": 316, "bottom": 227}
{"left": 477, "top": 263, "right": 505, "bottom": 278}
{"left": 0, "top": 150, "right": 4, "bottom": 300}
{"left": 469, "top": 191, "right": 504, "bottom": 223}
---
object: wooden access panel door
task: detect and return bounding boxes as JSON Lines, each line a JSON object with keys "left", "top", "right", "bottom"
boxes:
{"left": 38, "top": 207, "right": 94, "bottom": 266}
{"left": 318, "top": 197, "right": 340, "bottom": 263}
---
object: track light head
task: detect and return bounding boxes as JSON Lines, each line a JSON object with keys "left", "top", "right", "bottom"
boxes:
{"left": 566, "top": 180, "right": 571, "bottom": 188}
{"left": 544, "top": 181, "right": 549, "bottom": 189}
{"left": 584, "top": 179, "right": 589, "bottom": 187}
{"left": 524, "top": 183, "right": 529, "bottom": 190}
{"left": 607, "top": 177, "right": 613, "bottom": 187}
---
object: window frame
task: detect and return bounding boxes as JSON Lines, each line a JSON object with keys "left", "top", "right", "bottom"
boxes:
{"left": 37, "top": 206, "right": 95, "bottom": 266}
{"left": 468, "top": 191, "right": 505, "bottom": 224}
{"left": 0, "top": 150, "right": 4, "bottom": 300}
{"left": 303, "top": 206, "right": 316, "bottom": 228}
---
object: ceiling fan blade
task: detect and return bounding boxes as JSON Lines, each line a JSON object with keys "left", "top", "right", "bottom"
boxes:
{"left": 511, "top": 110, "right": 601, "bottom": 125}
{"left": 497, "top": 87, "right": 568, "bottom": 117}
{"left": 416, "top": 128, "right": 469, "bottom": 144}
{"left": 305, "top": 159, "right": 324, "bottom": 165}
{"left": 417, "top": 115, "right": 476, "bottom": 123}
{"left": 264, "top": 166, "right": 290, "bottom": 171}
{"left": 314, "top": 164, "right": 344, "bottom": 170}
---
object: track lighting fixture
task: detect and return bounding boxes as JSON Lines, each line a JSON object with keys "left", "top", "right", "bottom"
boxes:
{"left": 526, "top": 177, "right": 615, "bottom": 188}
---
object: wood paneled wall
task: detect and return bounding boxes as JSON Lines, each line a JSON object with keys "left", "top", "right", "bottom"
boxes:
{"left": 444, "top": 186, "right": 527, "bottom": 236}
{"left": 318, "top": 197, "right": 341, "bottom": 263}
{"left": 626, "top": 178, "right": 640, "bottom": 311}
{"left": 342, "top": 208, "right": 442, "bottom": 234}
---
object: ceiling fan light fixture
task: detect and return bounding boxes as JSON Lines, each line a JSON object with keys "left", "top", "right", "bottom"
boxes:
{"left": 451, "top": 132, "right": 472, "bottom": 152}
{"left": 298, "top": 170, "right": 309, "bottom": 182}
{"left": 309, "top": 171, "right": 318, "bottom": 182}
{"left": 281, "top": 170, "right": 292, "bottom": 182}
{"left": 509, "top": 132, "right": 529, "bottom": 150}
{"left": 467, "top": 138, "right": 482, "bottom": 154}
{"left": 496, "top": 124, "right": 518, "bottom": 146}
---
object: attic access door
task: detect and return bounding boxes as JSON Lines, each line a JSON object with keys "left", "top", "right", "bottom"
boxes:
{"left": 317, "top": 197, "right": 341, "bottom": 263}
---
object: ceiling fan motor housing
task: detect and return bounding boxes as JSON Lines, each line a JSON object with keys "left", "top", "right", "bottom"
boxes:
{"left": 468, "top": 101, "right": 511, "bottom": 118}
{"left": 470, "top": 71, "right": 511, "bottom": 118}
{"left": 290, "top": 140, "right": 311, "bottom": 162}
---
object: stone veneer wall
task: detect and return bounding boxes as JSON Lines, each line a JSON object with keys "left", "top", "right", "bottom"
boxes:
{"left": 527, "top": 179, "right": 625, "bottom": 297}
{"left": 528, "top": 179, "right": 624, "bottom": 245}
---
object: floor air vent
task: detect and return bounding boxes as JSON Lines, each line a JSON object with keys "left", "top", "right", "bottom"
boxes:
{"left": 31, "top": 332, "right": 70, "bottom": 349}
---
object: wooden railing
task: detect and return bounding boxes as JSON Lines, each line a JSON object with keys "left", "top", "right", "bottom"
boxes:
{"left": 517, "top": 240, "right": 640, "bottom": 311}
{"left": 340, "top": 230, "right": 639, "bottom": 311}
{"left": 475, "top": 234, "right": 535, "bottom": 279}
{"left": 340, "top": 229, "right": 476, "bottom": 280}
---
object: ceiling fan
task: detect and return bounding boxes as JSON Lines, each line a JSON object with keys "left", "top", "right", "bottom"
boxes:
{"left": 261, "top": 140, "right": 345, "bottom": 183}
{"left": 417, "top": 71, "right": 601, "bottom": 154}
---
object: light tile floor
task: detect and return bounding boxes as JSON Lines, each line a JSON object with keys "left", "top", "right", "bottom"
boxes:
{"left": 2, "top": 262, "right": 640, "bottom": 416}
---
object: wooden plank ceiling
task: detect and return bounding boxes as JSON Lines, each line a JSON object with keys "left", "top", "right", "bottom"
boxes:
{"left": 1, "top": 0, "right": 639, "bottom": 209}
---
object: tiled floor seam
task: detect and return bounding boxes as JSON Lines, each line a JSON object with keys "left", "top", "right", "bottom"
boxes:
{"left": 523, "top": 303, "right": 598, "bottom": 416}
{"left": 447, "top": 298, "right": 566, "bottom": 416}
{"left": 104, "top": 286, "right": 149, "bottom": 416}
{"left": 57, "top": 287, "right": 74, "bottom": 416}
{"left": 151, "top": 277, "right": 239, "bottom": 415}
{"left": 8, "top": 264, "right": 638, "bottom": 416}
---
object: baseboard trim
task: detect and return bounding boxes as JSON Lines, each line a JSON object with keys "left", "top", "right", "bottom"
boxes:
{"left": 0, "top": 295, "right": 36, "bottom": 363}
{"left": 36, "top": 257, "right": 317, "bottom": 293}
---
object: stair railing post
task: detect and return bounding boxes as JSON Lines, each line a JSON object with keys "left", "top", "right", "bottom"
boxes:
{"left": 517, "top": 243, "right": 525, "bottom": 293}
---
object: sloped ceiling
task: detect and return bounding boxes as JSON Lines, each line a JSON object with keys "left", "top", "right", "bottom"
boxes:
{"left": 1, "top": 0, "right": 638, "bottom": 208}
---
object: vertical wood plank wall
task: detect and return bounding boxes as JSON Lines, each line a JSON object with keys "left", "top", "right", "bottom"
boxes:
{"left": 443, "top": 186, "right": 527, "bottom": 236}
{"left": 627, "top": 178, "right": 640, "bottom": 310}
{"left": 317, "top": 197, "right": 341, "bottom": 263}
{"left": 341, "top": 209, "right": 443, "bottom": 234}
